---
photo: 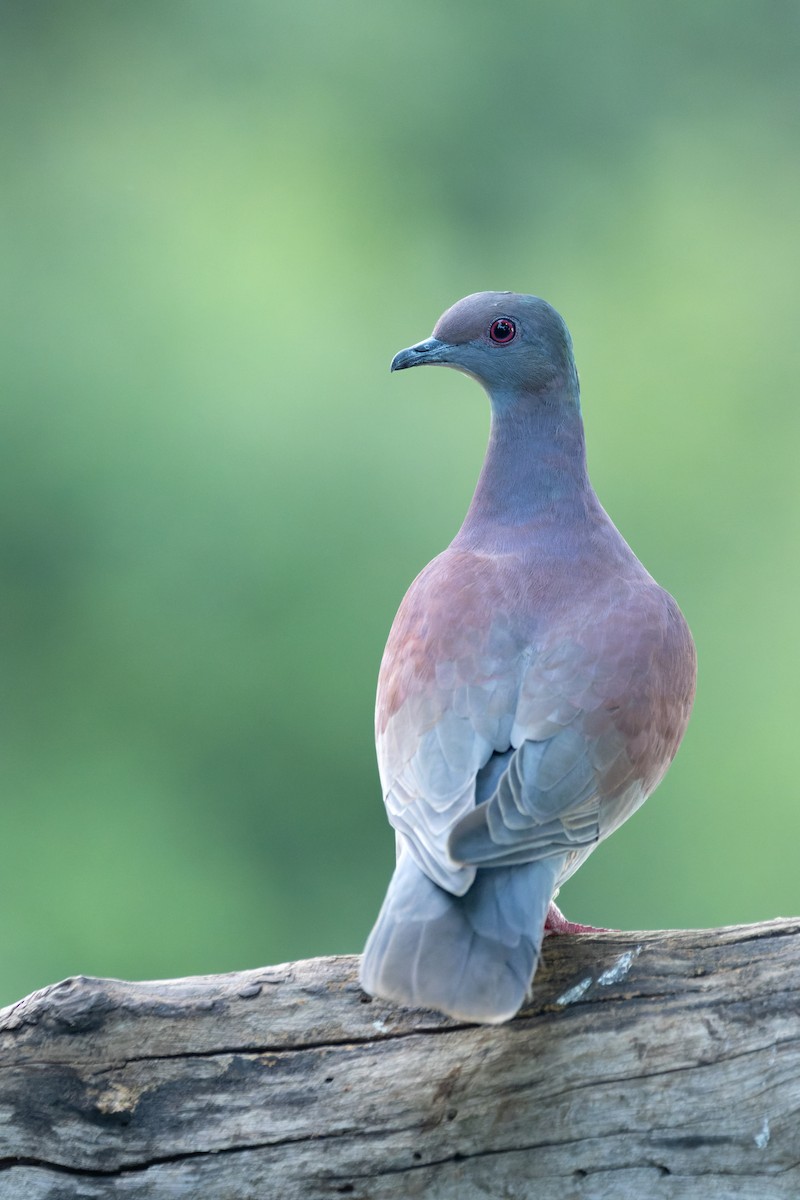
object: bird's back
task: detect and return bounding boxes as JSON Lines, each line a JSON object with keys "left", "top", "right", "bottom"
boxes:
{"left": 377, "top": 510, "right": 695, "bottom": 881}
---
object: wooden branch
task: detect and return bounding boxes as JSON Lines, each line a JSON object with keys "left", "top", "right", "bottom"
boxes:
{"left": 1, "top": 920, "right": 798, "bottom": 1198}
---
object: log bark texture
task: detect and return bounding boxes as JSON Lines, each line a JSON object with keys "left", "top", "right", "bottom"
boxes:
{"left": 0, "top": 919, "right": 798, "bottom": 1199}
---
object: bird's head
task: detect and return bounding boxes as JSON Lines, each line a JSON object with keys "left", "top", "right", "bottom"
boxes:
{"left": 390, "top": 291, "right": 578, "bottom": 405}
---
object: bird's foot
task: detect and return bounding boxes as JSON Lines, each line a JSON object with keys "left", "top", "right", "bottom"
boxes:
{"left": 544, "top": 901, "right": 612, "bottom": 935}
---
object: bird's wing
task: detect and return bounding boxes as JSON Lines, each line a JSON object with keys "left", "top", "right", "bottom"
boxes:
{"left": 448, "top": 590, "right": 693, "bottom": 873}
{"left": 376, "top": 552, "right": 530, "bottom": 894}
{"left": 380, "top": 671, "right": 520, "bottom": 893}
{"left": 379, "top": 550, "right": 691, "bottom": 890}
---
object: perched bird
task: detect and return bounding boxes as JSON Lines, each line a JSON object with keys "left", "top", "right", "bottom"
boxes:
{"left": 359, "top": 292, "right": 696, "bottom": 1025}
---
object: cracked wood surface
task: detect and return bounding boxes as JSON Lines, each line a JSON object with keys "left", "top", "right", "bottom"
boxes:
{"left": 0, "top": 919, "right": 798, "bottom": 1199}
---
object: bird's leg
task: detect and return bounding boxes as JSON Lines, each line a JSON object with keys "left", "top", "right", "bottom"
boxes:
{"left": 544, "top": 900, "right": 612, "bottom": 935}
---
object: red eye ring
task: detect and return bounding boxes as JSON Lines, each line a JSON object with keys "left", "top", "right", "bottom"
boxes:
{"left": 489, "top": 317, "right": 516, "bottom": 344}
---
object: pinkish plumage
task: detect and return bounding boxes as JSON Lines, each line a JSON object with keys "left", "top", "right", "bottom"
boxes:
{"left": 360, "top": 293, "right": 696, "bottom": 1024}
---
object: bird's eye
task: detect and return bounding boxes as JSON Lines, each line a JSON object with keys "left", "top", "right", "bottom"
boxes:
{"left": 489, "top": 318, "right": 516, "bottom": 344}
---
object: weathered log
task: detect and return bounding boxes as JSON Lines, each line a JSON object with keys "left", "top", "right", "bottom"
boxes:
{"left": 0, "top": 919, "right": 798, "bottom": 1198}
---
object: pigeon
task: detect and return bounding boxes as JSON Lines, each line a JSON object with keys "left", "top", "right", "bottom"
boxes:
{"left": 359, "top": 292, "right": 696, "bottom": 1025}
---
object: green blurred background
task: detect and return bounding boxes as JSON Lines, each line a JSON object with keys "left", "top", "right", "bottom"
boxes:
{"left": 0, "top": 2, "right": 798, "bottom": 1007}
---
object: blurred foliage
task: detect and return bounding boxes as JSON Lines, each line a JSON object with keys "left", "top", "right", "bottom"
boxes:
{"left": 0, "top": 1, "right": 798, "bottom": 1005}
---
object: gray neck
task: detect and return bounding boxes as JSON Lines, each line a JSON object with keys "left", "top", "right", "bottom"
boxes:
{"left": 453, "top": 383, "right": 595, "bottom": 549}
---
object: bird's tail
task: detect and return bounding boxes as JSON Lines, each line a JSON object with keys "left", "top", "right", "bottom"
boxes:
{"left": 359, "top": 850, "right": 564, "bottom": 1024}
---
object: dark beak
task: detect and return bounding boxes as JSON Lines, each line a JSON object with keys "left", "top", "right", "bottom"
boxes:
{"left": 390, "top": 337, "right": 451, "bottom": 372}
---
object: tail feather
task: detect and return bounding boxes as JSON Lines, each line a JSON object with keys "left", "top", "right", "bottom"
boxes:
{"left": 359, "top": 850, "right": 565, "bottom": 1024}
